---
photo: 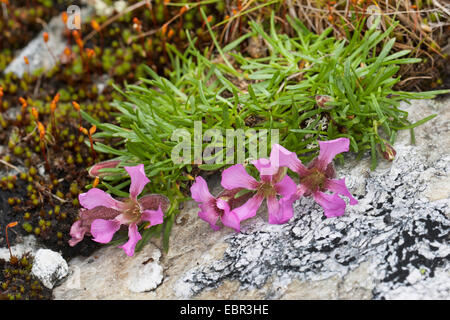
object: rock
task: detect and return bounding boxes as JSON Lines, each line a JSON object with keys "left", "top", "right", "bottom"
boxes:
{"left": 4, "top": 7, "right": 93, "bottom": 78}
{"left": 0, "top": 235, "right": 38, "bottom": 261}
{"left": 126, "top": 248, "right": 163, "bottom": 293}
{"left": 54, "top": 97, "right": 450, "bottom": 300}
{"left": 53, "top": 242, "right": 164, "bottom": 299}
{"left": 31, "top": 249, "right": 69, "bottom": 289}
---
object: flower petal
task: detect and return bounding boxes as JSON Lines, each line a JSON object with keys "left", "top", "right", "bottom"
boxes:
{"left": 138, "top": 194, "right": 170, "bottom": 212}
{"left": 270, "top": 144, "right": 308, "bottom": 175}
{"left": 118, "top": 223, "right": 142, "bottom": 257}
{"left": 78, "top": 188, "right": 123, "bottom": 210}
{"left": 316, "top": 138, "right": 349, "bottom": 170}
{"left": 232, "top": 193, "right": 264, "bottom": 221}
{"left": 216, "top": 198, "right": 230, "bottom": 213}
{"left": 313, "top": 191, "right": 347, "bottom": 218}
{"left": 90, "top": 218, "right": 121, "bottom": 243}
{"left": 190, "top": 176, "right": 215, "bottom": 204}
{"left": 68, "top": 221, "right": 85, "bottom": 247}
{"left": 221, "top": 164, "right": 259, "bottom": 190}
{"left": 125, "top": 164, "right": 150, "bottom": 200}
{"left": 221, "top": 210, "right": 241, "bottom": 232}
{"left": 296, "top": 184, "right": 309, "bottom": 198}
{"left": 274, "top": 175, "right": 297, "bottom": 198}
{"left": 141, "top": 206, "right": 164, "bottom": 228}
{"left": 251, "top": 158, "right": 277, "bottom": 181}
{"left": 267, "top": 195, "right": 295, "bottom": 225}
{"left": 324, "top": 178, "right": 358, "bottom": 205}
{"left": 197, "top": 203, "right": 220, "bottom": 230}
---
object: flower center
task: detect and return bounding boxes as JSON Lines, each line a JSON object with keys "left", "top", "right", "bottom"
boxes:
{"left": 301, "top": 168, "right": 326, "bottom": 193}
{"left": 258, "top": 182, "right": 276, "bottom": 198}
{"left": 122, "top": 199, "right": 142, "bottom": 223}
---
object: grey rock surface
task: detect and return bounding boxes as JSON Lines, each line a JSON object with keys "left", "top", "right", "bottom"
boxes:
{"left": 54, "top": 97, "right": 450, "bottom": 300}
{"left": 31, "top": 249, "right": 69, "bottom": 289}
{"left": 126, "top": 245, "right": 164, "bottom": 293}
{"left": 0, "top": 235, "right": 38, "bottom": 261}
{"left": 4, "top": 7, "right": 92, "bottom": 78}
{"left": 54, "top": 242, "right": 164, "bottom": 299}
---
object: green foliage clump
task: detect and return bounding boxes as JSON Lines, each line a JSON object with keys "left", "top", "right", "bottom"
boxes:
{"left": 85, "top": 14, "right": 447, "bottom": 250}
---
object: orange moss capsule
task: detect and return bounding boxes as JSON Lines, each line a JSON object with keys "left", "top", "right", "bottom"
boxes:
{"left": 89, "top": 125, "right": 96, "bottom": 135}
{"left": 64, "top": 47, "right": 71, "bottom": 56}
{"left": 43, "top": 32, "right": 49, "bottom": 43}
{"left": 132, "top": 17, "right": 142, "bottom": 33}
{"left": 167, "top": 28, "right": 175, "bottom": 39}
{"left": 24, "top": 56, "right": 29, "bottom": 65}
{"left": 92, "top": 176, "right": 100, "bottom": 188}
{"left": 19, "top": 97, "right": 27, "bottom": 108}
{"left": 37, "top": 121, "right": 46, "bottom": 139}
{"left": 79, "top": 126, "right": 88, "bottom": 135}
{"left": 76, "top": 38, "right": 84, "bottom": 50}
{"left": 85, "top": 48, "right": 95, "bottom": 59}
{"left": 31, "top": 107, "right": 39, "bottom": 120}
{"left": 7, "top": 221, "right": 18, "bottom": 228}
{"left": 53, "top": 92, "right": 60, "bottom": 104}
{"left": 72, "top": 30, "right": 80, "bottom": 39}
{"left": 72, "top": 101, "right": 80, "bottom": 111}
{"left": 62, "top": 12, "right": 68, "bottom": 24}
{"left": 179, "top": 5, "right": 187, "bottom": 15}
{"left": 0, "top": 87, "right": 4, "bottom": 99}
{"left": 91, "top": 19, "right": 101, "bottom": 32}
{"left": 161, "top": 23, "right": 168, "bottom": 36}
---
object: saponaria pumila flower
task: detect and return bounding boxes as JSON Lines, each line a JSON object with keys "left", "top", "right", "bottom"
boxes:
{"left": 69, "top": 164, "right": 170, "bottom": 256}
{"left": 271, "top": 137, "right": 358, "bottom": 218}
{"left": 191, "top": 145, "right": 298, "bottom": 231}
{"left": 191, "top": 138, "right": 358, "bottom": 231}
{"left": 190, "top": 176, "right": 253, "bottom": 232}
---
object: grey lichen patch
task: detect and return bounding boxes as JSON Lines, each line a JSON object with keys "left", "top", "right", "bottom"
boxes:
{"left": 174, "top": 138, "right": 450, "bottom": 299}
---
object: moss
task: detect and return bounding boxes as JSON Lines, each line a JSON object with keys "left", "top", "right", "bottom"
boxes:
{"left": 22, "top": 222, "right": 33, "bottom": 233}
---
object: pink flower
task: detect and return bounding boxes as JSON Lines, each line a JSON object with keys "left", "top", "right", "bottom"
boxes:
{"left": 70, "top": 164, "right": 169, "bottom": 256}
{"left": 221, "top": 151, "right": 297, "bottom": 225}
{"left": 190, "top": 176, "right": 251, "bottom": 232}
{"left": 271, "top": 138, "right": 358, "bottom": 218}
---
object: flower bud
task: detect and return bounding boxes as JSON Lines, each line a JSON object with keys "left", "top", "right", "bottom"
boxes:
{"left": 380, "top": 141, "right": 396, "bottom": 161}
{"left": 88, "top": 160, "right": 121, "bottom": 178}
{"left": 315, "top": 95, "right": 334, "bottom": 110}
